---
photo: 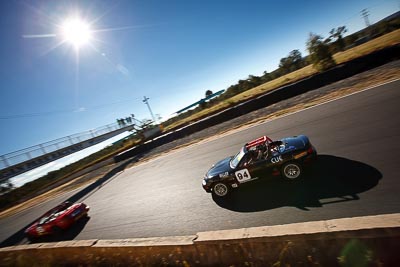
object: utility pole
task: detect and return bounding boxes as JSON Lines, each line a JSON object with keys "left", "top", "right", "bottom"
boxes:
{"left": 361, "top": 9, "right": 371, "bottom": 28}
{"left": 142, "top": 96, "right": 157, "bottom": 123}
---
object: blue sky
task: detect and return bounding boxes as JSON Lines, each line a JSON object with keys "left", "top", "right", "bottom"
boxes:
{"left": 0, "top": 0, "right": 398, "bottom": 186}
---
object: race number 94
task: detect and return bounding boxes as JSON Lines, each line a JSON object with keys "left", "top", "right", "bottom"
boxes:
{"left": 235, "top": 169, "right": 252, "bottom": 183}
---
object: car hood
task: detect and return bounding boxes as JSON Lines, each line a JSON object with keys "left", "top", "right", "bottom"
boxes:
{"left": 25, "top": 221, "right": 44, "bottom": 234}
{"left": 206, "top": 156, "right": 233, "bottom": 178}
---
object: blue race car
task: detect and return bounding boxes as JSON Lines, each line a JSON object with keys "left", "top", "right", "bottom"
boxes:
{"left": 202, "top": 135, "right": 317, "bottom": 197}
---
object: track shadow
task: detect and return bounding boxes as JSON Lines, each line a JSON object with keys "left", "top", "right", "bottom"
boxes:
{"left": 0, "top": 157, "right": 137, "bottom": 248}
{"left": 213, "top": 155, "right": 382, "bottom": 212}
{"left": 29, "top": 216, "right": 90, "bottom": 243}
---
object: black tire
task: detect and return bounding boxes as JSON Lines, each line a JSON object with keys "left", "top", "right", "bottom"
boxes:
{"left": 281, "top": 161, "right": 302, "bottom": 181}
{"left": 212, "top": 182, "right": 230, "bottom": 197}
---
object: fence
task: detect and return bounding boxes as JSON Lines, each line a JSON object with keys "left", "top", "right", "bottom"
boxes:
{"left": 0, "top": 121, "right": 135, "bottom": 170}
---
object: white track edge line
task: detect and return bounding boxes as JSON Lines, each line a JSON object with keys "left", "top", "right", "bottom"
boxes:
{"left": 128, "top": 78, "right": 400, "bottom": 169}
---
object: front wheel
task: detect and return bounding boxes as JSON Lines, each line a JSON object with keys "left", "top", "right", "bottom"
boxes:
{"left": 212, "top": 182, "right": 230, "bottom": 197}
{"left": 281, "top": 162, "right": 302, "bottom": 181}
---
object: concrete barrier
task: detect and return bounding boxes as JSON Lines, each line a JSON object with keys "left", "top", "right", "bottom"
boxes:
{"left": 114, "top": 45, "right": 400, "bottom": 163}
{"left": 1, "top": 213, "right": 399, "bottom": 266}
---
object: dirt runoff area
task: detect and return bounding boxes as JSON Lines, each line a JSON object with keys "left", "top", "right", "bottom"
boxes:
{"left": 1, "top": 60, "right": 400, "bottom": 219}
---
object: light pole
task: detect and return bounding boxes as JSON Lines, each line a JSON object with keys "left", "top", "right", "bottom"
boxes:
{"left": 142, "top": 96, "right": 157, "bottom": 123}
{"left": 361, "top": 9, "right": 371, "bottom": 28}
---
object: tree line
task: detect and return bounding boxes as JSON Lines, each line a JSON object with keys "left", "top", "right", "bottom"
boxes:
{"left": 163, "top": 14, "right": 399, "bottom": 127}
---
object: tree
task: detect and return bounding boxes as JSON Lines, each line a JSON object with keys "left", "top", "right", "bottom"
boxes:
{"left": 225, "top": 84, "right": 241, "bottom": 98}
{"left": 278, "top": 50, "right": 306, "bottom": 75}
{"left": 329, "top": 26, "right": 348, "bottom": 52}
{"left": 306, "top": 33, "right": 336, "bottom": 71}
{"left": 288, "top": 49, "right": 305, "bottom": 69}
{"left": 205, "top": 90, "right": 213, "bottom": 97}
{"left": 237, "top": 79, "right": 253, "bottom": 91}
{"left": 247, "top": 75, "right": 262, "bottom": 86}
{"left": 261, "top": 71, "right": 272, "bottom": 83}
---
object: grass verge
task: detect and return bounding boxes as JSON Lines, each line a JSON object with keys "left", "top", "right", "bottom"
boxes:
{"left": 163, "top": 30, "right": 400, "bottom": 132}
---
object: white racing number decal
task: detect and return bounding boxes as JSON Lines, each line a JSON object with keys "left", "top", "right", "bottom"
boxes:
{"left": 235, "top": 169, "right": 252, "bottom": 183}
{"left": 271, "top": 155, "right": 283, "bottom": 164}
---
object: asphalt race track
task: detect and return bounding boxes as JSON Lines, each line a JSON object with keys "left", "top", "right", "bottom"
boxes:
{"left": 1, "top": 80, "right": 400, "bottom": 246}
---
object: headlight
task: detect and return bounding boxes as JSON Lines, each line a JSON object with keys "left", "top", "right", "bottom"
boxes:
{"left": 202, "top": 180, "right": 207, "bottom": 186}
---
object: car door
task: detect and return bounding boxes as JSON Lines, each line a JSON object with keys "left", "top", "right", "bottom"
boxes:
{"left": 233, "top": 153, "right": 267, "bottom": 184}
{"left": 233, "top": 153, "right": 258, "bottom": 184}
{"left": 248, "top": 157, "right": 276, "bottom": 179}
{"left": 251, "top": 149, "right": 284, "bottom": 178}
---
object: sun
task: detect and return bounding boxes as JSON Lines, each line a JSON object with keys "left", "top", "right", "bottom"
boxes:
{"left": 61, "top": 18, "right": 92, "bottom": 49}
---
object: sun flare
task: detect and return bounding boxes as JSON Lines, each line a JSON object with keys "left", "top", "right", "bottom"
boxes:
{"left": 61, "top": 18, "right": 92, "bottom": 49}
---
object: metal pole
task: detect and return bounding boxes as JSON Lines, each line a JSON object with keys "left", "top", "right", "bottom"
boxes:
{"left": 361, "top": 9, "right": 371, "bottom": 28}
{"left": 1, "top": 155, "right": 10, "bottom": 168}
{"left": 143, "top": 96, "right": 157, "bottom": 123}
{"left": 39, "top": 144, "right": 46, "bottom": 154}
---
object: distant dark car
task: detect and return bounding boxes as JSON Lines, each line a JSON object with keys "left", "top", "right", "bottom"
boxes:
{"left": 25, "top": 201, "right": 89, "bottom": 240}
{"left": 202, "top": 135, "right": 317, "bottom": 197}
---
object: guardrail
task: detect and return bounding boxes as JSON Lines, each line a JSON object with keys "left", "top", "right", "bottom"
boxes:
{"left": 1, "top": 213, "right": 399, "bottom": 266}
{"left": 0, "top": 122, "right": 135, "bottom": 182}
{"left": 115, "top": 44, "right": 400, "bottom": 162}
{"left": 0, "top": 121, "right": 135, "bottom": 170}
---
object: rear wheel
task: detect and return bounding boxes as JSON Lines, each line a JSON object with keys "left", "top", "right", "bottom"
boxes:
{"left": 212, "top": 182, "right": 230, "bottom": 197}
{"left": 281, "top": 162, "right": 302, "bottom": 181}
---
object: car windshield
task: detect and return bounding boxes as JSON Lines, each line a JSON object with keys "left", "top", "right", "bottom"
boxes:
{"left": 230, "top": 147, "right": 246, "bottom": 169}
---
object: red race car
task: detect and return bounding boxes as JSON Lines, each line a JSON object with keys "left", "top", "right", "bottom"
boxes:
{"left": 25, "top": 201, "right": 89, "bottom": 241}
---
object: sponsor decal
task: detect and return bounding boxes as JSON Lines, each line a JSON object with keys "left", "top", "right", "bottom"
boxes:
{"left": 294, "top": 151, "right": 308, "bottom": 159}
{"left": 271, "top": 155, "right": 283, "bottom": 163}
{"left": 219, "top": 172, "right": 229, "bottom": 178}
{"left": 36, "top": 226, "right": 45, "bottom": 235}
